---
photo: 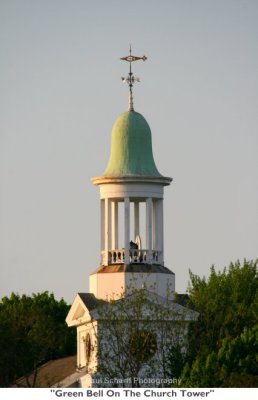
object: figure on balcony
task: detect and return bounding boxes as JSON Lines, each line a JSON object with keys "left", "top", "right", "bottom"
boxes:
{"left": 130, "top": 240, "right": 138, "bottom": 250}
{"left": 130, "top": 240, "right": 138, "bottom": 263}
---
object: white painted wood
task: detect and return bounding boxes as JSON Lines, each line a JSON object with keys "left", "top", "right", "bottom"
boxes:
{"left": 100, "top": 200, "right": 105, "bottom": 252}
{"left": 146, "top": 198, "right": 153, "bottom": 263}
{"left": 89, "top": 271, "right": 175, "bottom": 301}
{"left": 153, "top": 199, "right": 158, "bottom": 251}
{"left": 112, "top": 201, "right": 118, "bottom": 249}
{"left": 104, "top": 198, "right": 111, "bottom": 265}
{"left": 157, "top": 199, "right": 164, "bottom": 264}
{"left": 124, "top": 197, "right": 130, "bottom": 264}
{"left": 99, "top": 182, "right": 164, "bottom": 199}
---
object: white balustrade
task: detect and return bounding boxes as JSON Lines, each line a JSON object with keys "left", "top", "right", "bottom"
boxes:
{"left": 101, "top": 249, "right": 162, "bottom": 265}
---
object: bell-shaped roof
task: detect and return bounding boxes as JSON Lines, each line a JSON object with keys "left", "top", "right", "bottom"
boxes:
{"left": 103, "top": 111, "right": 162, "bottom": 177}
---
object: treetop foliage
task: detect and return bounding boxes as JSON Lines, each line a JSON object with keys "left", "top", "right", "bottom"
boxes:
{"left": 181, "top": 259, "right": 258, "bottom": 387}
{"left": 0, "top": 291, "right": 75, "bottom": 387}
{"left": 0, "top": 259, "right": 256, "bottom": 388}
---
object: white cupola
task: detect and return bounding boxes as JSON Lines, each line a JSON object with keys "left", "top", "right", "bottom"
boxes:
{"left": 90, "top": 49, "right": 174, "bottom": 300}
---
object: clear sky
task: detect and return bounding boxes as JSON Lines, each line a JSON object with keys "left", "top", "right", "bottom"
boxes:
{"left": 0, "top": 0, "right": 257, "bottom": 303}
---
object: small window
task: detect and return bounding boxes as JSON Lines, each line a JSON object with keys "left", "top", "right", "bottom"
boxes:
{"left": 85, "top": 333, "right": 91, "bottom": 363}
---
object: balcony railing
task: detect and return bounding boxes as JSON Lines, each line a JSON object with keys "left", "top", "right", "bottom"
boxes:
{"left": 101, "top": 249, "right": 162, "bottom": 265}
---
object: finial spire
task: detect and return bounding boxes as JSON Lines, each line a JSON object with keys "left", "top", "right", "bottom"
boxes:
{"left": 121, "top": 46, "right": 147, "bottom": 112}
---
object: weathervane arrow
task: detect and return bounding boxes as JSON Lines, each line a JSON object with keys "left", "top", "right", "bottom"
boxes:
{"left": 120, "top": 46, "right": 147, "bottom": 112}
{"left": 120, "top": 54, "right": 147, "bottom": 62}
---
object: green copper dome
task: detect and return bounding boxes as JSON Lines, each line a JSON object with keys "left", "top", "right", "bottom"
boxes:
{"left": 103, "top": 111, "right": 162, "bottom": 177}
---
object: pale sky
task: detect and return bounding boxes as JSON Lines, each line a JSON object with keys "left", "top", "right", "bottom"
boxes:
{"left": 0, "top": 0, "right": 257, "bottom": 303}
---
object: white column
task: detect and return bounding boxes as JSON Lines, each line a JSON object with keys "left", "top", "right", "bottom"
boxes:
{"left": 134, "top": 201, "right": 140, "bottom": 239}
{"left": 146, "top": 198, "right": 153, "bottom": 263}
{"left": 100, "top": 199, "right": 105, "bottom": 265}
{"left": 100, "top": 199, "right": 105, "bottom": 251}
{"left": 124, "top": 197, "right": 130, "bottom": 264}
{"left": 153, "top": 200, "right": 158, "bottom": 250}
{"left": 104, "top": 198, "right": 111, "bottom": 265}
{"left": 112, "top": 201, "right": 118, "bottom": 249}
{"left": 157, "top": 199, "right": 164, "bottom": 264}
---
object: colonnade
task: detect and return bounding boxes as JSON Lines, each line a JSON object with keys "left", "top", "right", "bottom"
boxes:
{"left": 100, "top": 197, "right": 164, "bottom": 266}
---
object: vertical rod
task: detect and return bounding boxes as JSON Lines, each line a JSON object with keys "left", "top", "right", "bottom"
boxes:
{"left": 146, "top": 198, "right": 153, "bottom": 263}
{"left": 157, "top": 199, "right": 164, "bottom": 265}
{"left": 124, "top": 197, "right": 130, "bottom": 264}
{"left": 100, "top": 199, "right": 105, "bottom": 251}
{"left": 104, "top": 198, "right": 111, "bottom": 265}
{"left": 112, "top": 201, "right": 118, "bottom": 249}
{"left": 153, "top": 200, "right": 158, "bottom": 250}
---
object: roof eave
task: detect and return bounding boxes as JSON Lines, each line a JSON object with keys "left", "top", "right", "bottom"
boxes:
{"left": 91, "top": 175, "right": 172, "bottom": 186}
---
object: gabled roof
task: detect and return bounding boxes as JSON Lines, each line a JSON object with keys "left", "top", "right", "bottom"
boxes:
{"left": 107, "top": 290, "right": 199, "bottom": 321}
{"left": 174, "top": 293, "right": 198, "bottom": 311}
{"left": 66, "top": 290, "right": 199, "bottom": 328}
{"left": 13, "top": 356, "right": 77, "bottom": 388}
{"left": 65, "top": 293, "right": 106, "bottom": 327}
{"left": 77, "top": 293, "right": 105, "bottom": 310}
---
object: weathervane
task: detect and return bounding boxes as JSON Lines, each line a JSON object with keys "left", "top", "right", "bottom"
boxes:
{"left": 121, "top": 46, "right": 147, "bottom": 111}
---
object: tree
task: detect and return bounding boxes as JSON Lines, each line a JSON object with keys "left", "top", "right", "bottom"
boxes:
{"left": 91, "top": 285, "right": 195, "bottom": 387}
{"left": 180, "top": 259, "right": 258, "bottom": 387}
{"left": 218, "top": 324, "right": 258, "bottom": 387}
{"left": 0, "top": 292, "right": 76, "bottom": 387}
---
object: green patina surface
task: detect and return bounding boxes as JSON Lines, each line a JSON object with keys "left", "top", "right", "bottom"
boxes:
{"left": 103, "top": 111, "right": 162, "bottom": 177}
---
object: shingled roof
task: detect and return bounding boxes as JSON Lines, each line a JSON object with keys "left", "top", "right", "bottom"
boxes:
{"left": 90, "top": 263, "right": 175, "bottom": 275}
{"left": 77, "top": 293, "right": 106, "bottom": 310}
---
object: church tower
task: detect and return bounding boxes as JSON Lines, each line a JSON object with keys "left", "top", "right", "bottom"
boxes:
{"left": 90, "top": 48, "right": 174, "bottom": 300}
{"left": 65, "top": 50, "right": 197, "bottom": 388}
